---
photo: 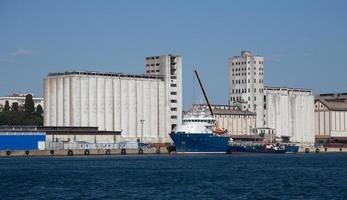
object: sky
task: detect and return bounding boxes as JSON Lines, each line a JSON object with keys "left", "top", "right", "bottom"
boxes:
{"left": 0, "top": 0, "right": 346, "bottom": 109}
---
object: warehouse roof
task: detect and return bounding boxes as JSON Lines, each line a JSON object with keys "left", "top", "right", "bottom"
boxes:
{"left": 48, "top": 71, "right": 164, "bottom": 80}
{"left": 213, "top": 108, "right": 255, "bottom": 116}
{"left": 315, "top": 96, "right": 347, "bottom": 111}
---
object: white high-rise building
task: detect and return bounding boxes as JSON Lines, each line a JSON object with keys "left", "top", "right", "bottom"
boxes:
{"left": 145, "top": 55, "right": 182, "bottom": 130}
{"left": 229, "top": 51, "right": 265, "bottom": 127}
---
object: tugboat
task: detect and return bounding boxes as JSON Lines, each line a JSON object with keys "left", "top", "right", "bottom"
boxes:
{"left": 169, "top": 69, "right": 230, "bottom": 154}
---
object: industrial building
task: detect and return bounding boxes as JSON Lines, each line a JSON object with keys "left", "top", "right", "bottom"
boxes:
{"left": 264, "top": 87, "right": 315, "bottom": 143}
{"left": 44, "top": 55, "right": 182, "bottom": 143}
{"left": 315, "top": 93, "right": 347, "bottom": 145}
{"left": 229, "top": 51, "right": 315, "bottom": 144}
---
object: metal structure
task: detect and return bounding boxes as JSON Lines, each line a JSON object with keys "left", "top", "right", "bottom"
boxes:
{"left": 194, "top": 69, "right": 214, "bottom": 116}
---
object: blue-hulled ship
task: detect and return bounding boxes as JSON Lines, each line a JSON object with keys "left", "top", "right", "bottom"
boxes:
{"left": 169, "top": 69, "right": 230, "bottom": 154}
{"left": 170, "top": 108, "right": 230, "bottom": 154}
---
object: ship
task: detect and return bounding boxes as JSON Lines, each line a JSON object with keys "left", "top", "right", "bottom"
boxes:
{"left": 169, "top": 69, "right": 230, "bottom": 154}
{"left": 228, "top": 142, "right": 299, "bottom": 153}
{"left": 169, "top": 107, "right": 230, "bottom": 154}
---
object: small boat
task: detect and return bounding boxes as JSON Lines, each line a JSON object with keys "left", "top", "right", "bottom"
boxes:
{"left": 283, "top": 144, "right": 299, "bottom": 153}
{"left": 228, "top": 142, "right": 286, "bottom": 153}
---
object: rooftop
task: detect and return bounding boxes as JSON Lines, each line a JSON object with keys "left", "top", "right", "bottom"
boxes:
{"left": 48, "top": 71, "right": 164, "bottom": 80}
{"left": 315, "top": 94, "right": 347, "bottom": 111}
{"left": 265, "top": 86, "right": 312, "bottom": 93}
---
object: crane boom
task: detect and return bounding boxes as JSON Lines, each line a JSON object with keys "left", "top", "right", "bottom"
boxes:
{"left": 194, "top": 69, "right": 214, "bottom": 116}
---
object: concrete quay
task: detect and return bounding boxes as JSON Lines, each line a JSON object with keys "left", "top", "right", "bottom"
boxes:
{"left": 0, "top": 147, "right": 169, "bottom": 157}
{"left": 298, "top": 146, "right": 347, "bottom": 153}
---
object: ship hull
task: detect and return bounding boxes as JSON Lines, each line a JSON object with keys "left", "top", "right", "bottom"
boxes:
{"left": 169, "top": 132, "right": 229, "bottom": 154}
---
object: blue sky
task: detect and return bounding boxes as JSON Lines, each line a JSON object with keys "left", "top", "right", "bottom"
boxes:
{"left": 0, "top": 0, "right": 346, "bottom": 109}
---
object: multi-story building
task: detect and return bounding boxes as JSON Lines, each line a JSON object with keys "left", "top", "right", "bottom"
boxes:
{"left": 264, "top": 87, "right": 315, "bottom": 143}
{"left": 229, "top": 51, "right": 315, "bottom": 144}
{"left": 44, "top": 55, "right": 183, "bottom": 143}
{"left": 315, "top": 93, "right": 347, "bottom": 144}
{"left": 145, "top": 54, "right": 182, "bottom": 130}
{"left": 229, "top": 51, "right": 264, "bottom": 127}
{"left": 0, "top": 92, "right": 44, "bottom": 111}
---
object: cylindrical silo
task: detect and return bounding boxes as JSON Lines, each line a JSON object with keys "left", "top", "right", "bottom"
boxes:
{"left": 57, "top": 77, "right": 64, "bottom": 126}
{"left": 97, "top": 77, "right": 105, "bottom": 130}
{"left": 44, "top": 78, "right": 50, "bottom": 126}
{"left": 80, "top": 77, "right": 89, "bottom": 126}
{"left": 50, "top": 78, "right": 57, "bottom": 126}
{"left": 113, "top": 78, "right": 121, "bottom": 131}
{"left": 63, "top": 77, "right": 70, "bottom": 126}
{"left": 105, "top": 78, "right": 113, "bottom": 131}
{"left": 70, "top": 76, "right": 81, "bottom": 126}
{"left": 88, "top": 77, "right": 97, "bottom": 127}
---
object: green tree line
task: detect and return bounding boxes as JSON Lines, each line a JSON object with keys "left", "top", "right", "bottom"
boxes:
{"left": 0, "top": 94, "right": 43, "bottom": 125}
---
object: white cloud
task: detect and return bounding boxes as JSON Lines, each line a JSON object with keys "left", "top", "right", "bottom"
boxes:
{"left": 12, "top": 48, "right": 33, "bottom": 57}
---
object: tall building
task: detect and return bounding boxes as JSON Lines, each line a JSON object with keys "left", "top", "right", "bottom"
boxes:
{"left": 229, "top": 51, "right": 264, "bottom": 127}
{"left": 145, "top": 55, "right": 182, "bottom": 130}
{"left": 44, "top": 55, "right": 183, "bottom": 143}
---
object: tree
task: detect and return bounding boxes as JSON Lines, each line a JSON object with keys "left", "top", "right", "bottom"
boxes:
{"left": 35, "top": 104, "right": 43, "bottom": 117}
{"left": 24, "top": 94, "right": 35, "bottom": 115}
{"left": 3, "top": 100, "right": 10, "bottom": 112}
{"left": 10, "top": 102, "right": 19, "bottom": 112}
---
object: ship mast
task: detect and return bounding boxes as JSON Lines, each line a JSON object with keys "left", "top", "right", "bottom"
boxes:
{"left": 194, "top": 69, "right": 214, "bottom": 116}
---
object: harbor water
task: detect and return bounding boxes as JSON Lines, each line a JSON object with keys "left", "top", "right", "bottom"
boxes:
{"left": 0, "top": 154, "right": 347, "bottom": 199}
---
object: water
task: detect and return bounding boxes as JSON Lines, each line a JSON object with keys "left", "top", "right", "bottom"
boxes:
{"left": 0, "top": 154, "right": 347, "bottom": 200}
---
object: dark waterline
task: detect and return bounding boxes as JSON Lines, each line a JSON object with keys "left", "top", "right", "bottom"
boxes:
{"left": 0, "top": 154, "right": 346, "bottom": 200}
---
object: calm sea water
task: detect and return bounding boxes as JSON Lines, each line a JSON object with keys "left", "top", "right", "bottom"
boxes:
{"left": 0, "top": 154, "right": 347, "bottom": 200}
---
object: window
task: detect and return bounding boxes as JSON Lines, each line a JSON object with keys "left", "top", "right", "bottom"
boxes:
{"left": 171, "top": 84, "right": 177, "bottom": 87}
{"left": 171, "top": 99, "right": 177, "bottom": 103}
{"left": 248, "top": 88, "right": 250, "bottom": 93}
{"left": 170, "top": 92, "right": 177, "bottom": 95}
{"left": 254, "top": 79, "right": 256, "bottom": 83}
{"left": 171, "top": 107, "right": 177, "bottom": 111}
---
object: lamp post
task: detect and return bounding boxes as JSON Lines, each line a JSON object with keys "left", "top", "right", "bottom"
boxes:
{"left": 140, "top": 119, "right": 145, "bottom": 143}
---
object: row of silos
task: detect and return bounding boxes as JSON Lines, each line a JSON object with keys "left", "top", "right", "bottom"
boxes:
{"left": 44, "top": 73, "right": 171, "bottom": 143}
{"left": 264, "top": 89, "right": 314, "bottom": 143}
